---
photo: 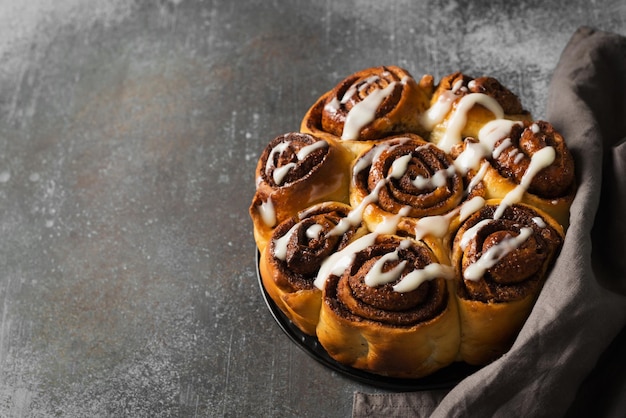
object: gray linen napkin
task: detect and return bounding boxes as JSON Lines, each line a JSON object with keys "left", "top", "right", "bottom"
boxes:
{"left": 353, "top": 26, "right": 626, "bottom": 418}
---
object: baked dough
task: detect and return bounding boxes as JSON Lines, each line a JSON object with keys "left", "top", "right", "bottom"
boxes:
{"left": 251, "top": 66, "right": 575, "bottom": 377}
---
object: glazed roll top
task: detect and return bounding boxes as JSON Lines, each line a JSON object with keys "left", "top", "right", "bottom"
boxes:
{"left": 453, "top": 201, "right": 564, "bottom": 300}
{"left": 320, "top": 65, "right": 429, "bottom": 140}
{"left": 486, "top": 121, "right": 574, "bottom": 198}
{"left": 350, "top": 134, "right": 466, "bottom": 233}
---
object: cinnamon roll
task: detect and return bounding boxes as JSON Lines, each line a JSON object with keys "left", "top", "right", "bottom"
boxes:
{"left": 314, "top": 234, "right": 460, "bottom": 378}
{"left": 250, "top": 132, "right": 352, "bottom": 252}
{"left": 259, "top": 202, "right": 368, "bottom": 335}
{"left": 422, "top": 72, "right": 531, "bottom": 152}
{"left": 449, "top": 199, "right": 564, "bottom": 365}
{"left": 301, "top": 66, "right": 431, "bottom": 156}
{"left": 350, "top": 134, "right": 465, "bottom": 234}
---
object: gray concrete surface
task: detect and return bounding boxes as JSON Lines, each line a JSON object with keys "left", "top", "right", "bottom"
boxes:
{"left": 0, "top": 0, "right": 623, "bottom": 416}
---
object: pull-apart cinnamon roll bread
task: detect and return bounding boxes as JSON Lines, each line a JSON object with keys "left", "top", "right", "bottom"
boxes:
{"left": 251, "top": 65, "right": 576, "bottom": 379}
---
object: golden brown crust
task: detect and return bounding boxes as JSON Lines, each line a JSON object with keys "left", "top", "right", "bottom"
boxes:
{"left": 455, "top": 294, "right": 535, "bottom": 365}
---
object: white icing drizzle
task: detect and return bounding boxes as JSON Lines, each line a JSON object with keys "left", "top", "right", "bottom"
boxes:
{"left": 460, "top": 218, "right": 493, "bottom": 250}
{"left": 364, "top": 249, "right": 407, "bottom": 287}
{"left": 465, "top": 161, "right": 490, "bottom": 195}
{"left": 324, "top": 97, "right": 341, "bottom": 114}
{"left": 273, "top": 223, "right": 299, "bottom": 260}
{"left": 494, "top": 146, "right": 555, "bottom": 219}
{"left": 363, "top": 238, "right": 455, "bottom": 292}
{"left": 306, "top": 223, "right": 324, "bottom": 239}
{"left": 297, "top": 139, "right": 328, "bottom": 159}
{"left": 267, "top": 140, "right": 329, "bottom": 185}
{"left": 412, "top": 165, "right": 457, "bottom": 190}
{"left": 419, "top": 90, "right": 457, "bottom": 131}
{"left": 418, "top": 79, "right": 469, "bottom": 131}
{"left": 375, "top": 206, "right": 411, "bottom": 235}
{"left": 452, "top": 79, "right": 467, "bottom": 93}
{"left": 463, "top": 227, "right": 533, "bottom": 281}
{"left": 329, "top": 178, "right": 387, "bottom": 236}
{"left": 459, "top": 196, "right": 486, "bottom": 221}
{"left": 258, "top": 197, "right": 276, "bottom": 227}
{"left": 272, "top": 163, "right": 296, "bottom": 185}
{"left": 438, "top": 93, "right": 505, "bottom": 152}
{"left": 352, "top": 138, "right": 407, "bottom": 175}
{"left": 315, "top": 232, "right": 453, "bottom": 293}
{"left": 492, "top": 137, "right": 512, "bottom": 158}
{"left": 413, "top": 195, "right": 486, "bottom": 241}
{"left": 314, "top": 233, "right": 378, "bottom": 289}
{"left": 532, "top": 216, "right": 547, "bottom": 228}
{"left": 393, "top": 263, "right": 455, "bottom": 293}
{"left": 413, "top": 211, "right": 456, "bottom": 240}
{"left": 454, "top": 141, "right": 486, "bottom": 175}
{"left": 341, "top": 75, "right": 380, "bottom": 103}
{"left": 389, "top": 154, "right": 413, "bottom": 179}
{"left": 478, "top": 119, "right": 523, "bottom": 150}
{"left": 266, "top": 141, "right": 291, "bottom": 183}
{"left": 452, "top": 120, "right": 522, "bottom": 189}
{"left": 341, "top": 77, "right": 406, "bottom": 140}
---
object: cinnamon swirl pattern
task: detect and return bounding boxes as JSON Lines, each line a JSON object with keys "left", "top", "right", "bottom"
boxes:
{"left": 350, "top": 134, "right": 464, "bottom": 234}
{"left": 251, "top": 66, "right": 576, "bottom": 378}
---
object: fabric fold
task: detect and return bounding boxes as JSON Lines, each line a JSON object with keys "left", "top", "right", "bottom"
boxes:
{"left": 352, "top": 26, "right": 626, "bottom": 418}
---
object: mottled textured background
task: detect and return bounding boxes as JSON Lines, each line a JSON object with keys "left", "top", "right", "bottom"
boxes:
{"left": 0, "top": 0, "right": 623, "bottom": 416}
